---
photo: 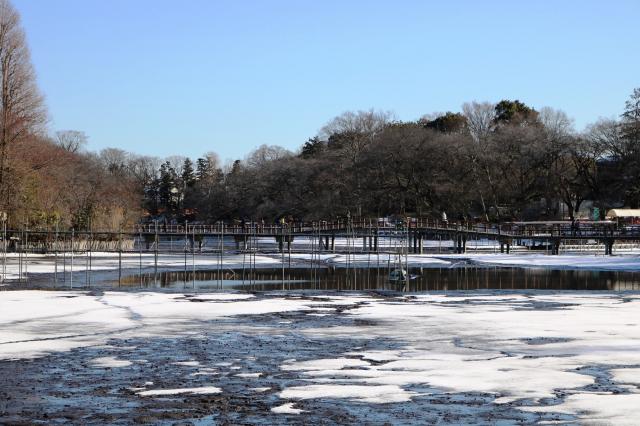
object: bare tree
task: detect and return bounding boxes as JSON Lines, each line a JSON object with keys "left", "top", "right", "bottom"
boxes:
{"left": 55, "top": 130, "right": 87, "bottom": 153}
{"left": 462, "top": 101, "right": 495, "bottom": 142}
{"left": 0, "top": 0, "right": 47, "bottom": 210}
{"left": 99, "top": 148, "right": 128, "bottom": 174}
{"left": 539, "top": 107, "right": 574, "bottom": 137}
{"left": 586, "top": 119, "right": 624, "bottom": 160}
{"left": 126, "top": 154, "right": 161, "bottom": 186}
{"left": 166, "top": 155, "right": 187, "bottom": 177}
{"left": 319, "top": 109, "right": 393, "bottom": 215}
{"left": 203, "top": 151, "right": 220, "bottom": 169}
{"left": 461, "top": 102, "right": 497, "bottom": 219}
{"left": 320, "top": 109, "right": 392, "bottom": 151}
{"left": 246, "top": 144, "right": 292, "bottom": 168}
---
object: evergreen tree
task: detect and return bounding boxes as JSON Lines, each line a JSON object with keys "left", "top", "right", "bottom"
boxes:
{"left": 300, "top": 137, "right": 326, "bottom": 159}
{"left": 494, "top": 100, "right": 539, "bottom": 126}
{"left": 620, "top": 88, "right": 640, "bottom": 207}
{"left": 196, "top": 157, "right": 212, "bottom": 181}
{"left": 158, "top": 161, "right": 178, "bottom": 213}
{"left": 423, "top": 112, "right": 468, "bottom": 133}
{"left": 182, "top": 158, "right": 196, "bottom": 187}
{"left": 622, "top": 88, "right": 640, "bottom": 147}
{"left": 230, "top": 159, "right": 242, "bottom": 176}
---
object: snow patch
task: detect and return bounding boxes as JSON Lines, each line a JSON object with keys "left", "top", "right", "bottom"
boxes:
{"left": 520, "top": 393, "right": 640, "bottom": 425}
{"left": 279, "top": 384, "right": 416, "bottom": 403}
{"left": 137, "top": 386, "right": 221, "bottom": 397}
{"left": 271, "top": 402, "right": 304, "bottom": 414}
{"left": 282, "top": 357, "right": 370, "bottom": 371}
{"left": 235, "top": 372, "right": 261, "bottom": 378}
{"left": 610, "top": 368, "right": 640, "bottom": 388}
{"left": 173, "top": 360, "right": 200, "bottom": 367}
{"left": 90, "top": 356, "right": 132, "bottom": 368}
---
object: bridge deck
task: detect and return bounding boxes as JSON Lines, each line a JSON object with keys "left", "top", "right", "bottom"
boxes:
{"left": 8, "top": 220, "right": 640, "bottom": 241}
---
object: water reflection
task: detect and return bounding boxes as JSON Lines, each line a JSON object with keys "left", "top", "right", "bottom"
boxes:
{"left": 118, "top": 267, "right": 640, "bottom": 292}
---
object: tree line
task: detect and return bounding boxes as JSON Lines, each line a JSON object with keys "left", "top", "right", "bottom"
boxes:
{"left": 1, "top": 0, "right": 638, "bottom": 230}
{"left": 0, "top": 0, "right": 140, "bottom": 230}
{"left": 147, "top": 90, "right": 640, "bottom": 225}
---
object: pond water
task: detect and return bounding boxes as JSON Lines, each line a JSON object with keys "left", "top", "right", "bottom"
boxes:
{"left": 114, "top": 266, "right": 640, "bottom": 292}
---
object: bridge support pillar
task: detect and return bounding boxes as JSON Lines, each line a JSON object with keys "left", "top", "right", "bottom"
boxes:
{"left": 374, "top": 236, "right": 378, "bottom": 252}
{"left": 413, "top": 233, "right": 422, "bottom": 254}
{"left": 144, "top": 234, "right": 154, "bottom": 250}
{"left": 234, "top": 235, "right": 248, "bottom": 251}
{"left": 275, "top": 235, "right": 294, "bottom": 253}
{"left": 604, "top": 239, "right": 614, "bottom": 256}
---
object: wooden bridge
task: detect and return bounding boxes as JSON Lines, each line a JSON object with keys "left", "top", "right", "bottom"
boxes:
{"left": 134, "top": 219, "right": 640, "bottom": 255}
{"left": 6, "top": 219, "right": 640, "bottom": 255}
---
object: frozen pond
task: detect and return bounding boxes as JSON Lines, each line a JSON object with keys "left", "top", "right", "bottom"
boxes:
{"left": 3, "top": 251, "right": 640, "bottom": 422}
{"left": 1, "top": 290, "right": 640, "bottom": 424}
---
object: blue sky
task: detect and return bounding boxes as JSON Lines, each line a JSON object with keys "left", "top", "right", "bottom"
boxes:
{"left": 14, "top": 0, "right": 640, "bottom": 162}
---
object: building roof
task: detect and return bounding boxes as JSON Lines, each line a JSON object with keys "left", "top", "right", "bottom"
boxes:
{"left": 606, "top": 209, "right": 640, "bottom": 218}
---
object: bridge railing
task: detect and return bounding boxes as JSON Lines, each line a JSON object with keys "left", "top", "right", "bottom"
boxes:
{"left": 5, "top": 219, "right": 640, "bottom": 239}
{"left": 499, "top": 223, "right": 636, "bottom": 238}
{"left": 133, "top": 219, "right": 640, "bottom": 239}
{"left": 133, "top": 219, "right": 506, "bottom": 235}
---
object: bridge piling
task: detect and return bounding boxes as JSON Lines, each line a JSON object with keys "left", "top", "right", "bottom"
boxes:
{"left": 604, "top": 239, "right": 614, "bottom": 256}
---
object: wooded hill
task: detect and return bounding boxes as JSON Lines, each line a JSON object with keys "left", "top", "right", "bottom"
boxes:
{"left": 1, "top": 0, "right": 638, "bottom": 229}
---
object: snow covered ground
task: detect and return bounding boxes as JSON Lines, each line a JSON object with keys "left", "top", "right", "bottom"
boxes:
{"left": 1, "top": 290, "right": 639, "bottom": 423}
{"left": 439, "top": 253, "right": 640, "bottom": 271}
{"left": 0, "top": 252, "right": 286, "bottom": 282}
{"left": 293, "top": 292, "right": 640, "bottom": 423}
{"left": 0, "top": 291, "right": 321, "bottom": 359}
